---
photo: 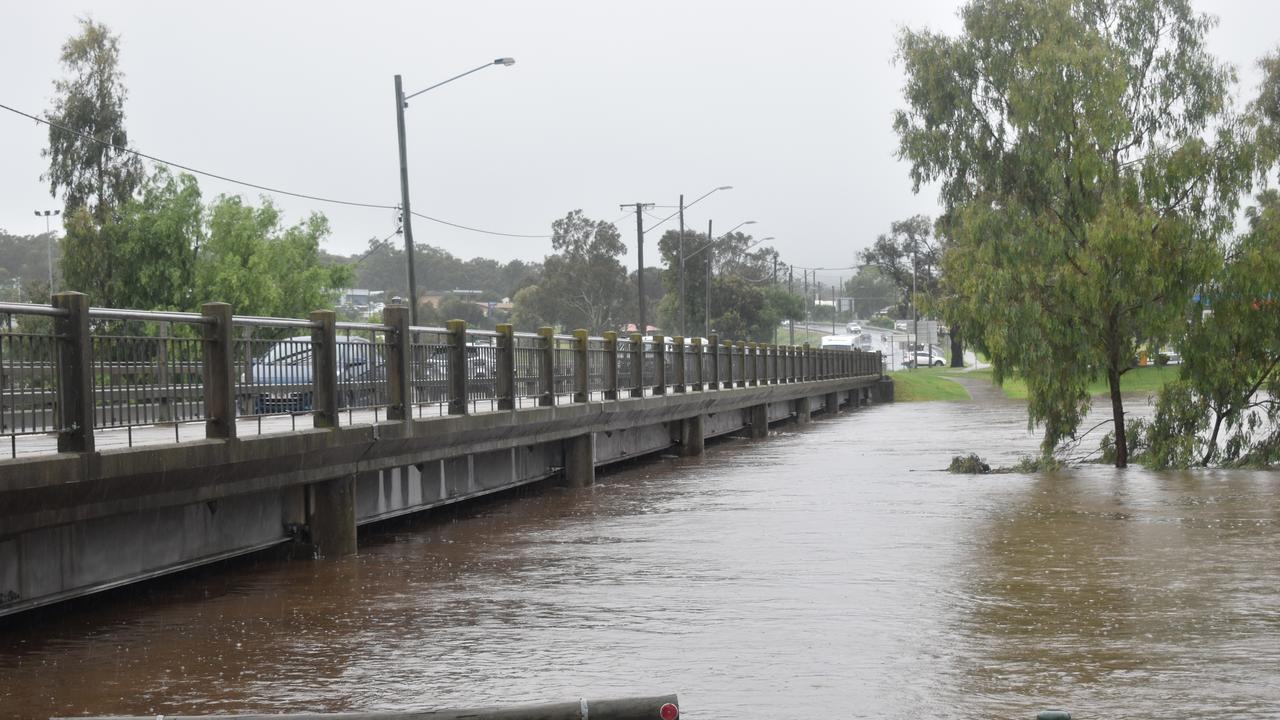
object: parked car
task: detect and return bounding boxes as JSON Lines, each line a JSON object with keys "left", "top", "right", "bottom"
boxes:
{"left": 249, "top": 335, "right": 384, "bottom": 414}
{"left": 901, "top": 351, "right": 946, "bottom": 368}
{"left": 420, "top": 343, "right": 498, "bottom": 402}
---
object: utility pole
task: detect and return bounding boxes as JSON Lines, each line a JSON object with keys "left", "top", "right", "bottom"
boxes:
{"left": 620, "top": 202, "right": 654, "bottom": 334}
{"left": 788, "top": 265, "right": 795, "bottom": 345}
{"left": 678, "top": 194, "right": 685, "bottom": 337}
{"left": 34, "top": 209, "right": 60, "bottom": 291}
{"left": 829, "top": 280, "right": 839, "bottom": 335}
{"left": 705, "top": 219, "right": 713, "bottom": 338}
{"left": 912, "top": 235, "right": 919, "bottom": 372}
{"left": 803, "top": 270, "right": 810, "bottom": 332}
{"left": 394, "top": 75, "right": 419, "bottom": 325}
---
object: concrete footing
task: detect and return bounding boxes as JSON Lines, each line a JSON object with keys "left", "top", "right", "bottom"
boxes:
{"left": 748, "top": 404, "right": 769, "bottom": 438}
{"left": 309, "top": 474, "right": 357, "bottom": 557}
{"left": 795, "top": 396, "right": 812, "bottom": 425}
{"left": 679, "top": 415, "right": 705, "bottom": 455}
{"left": 825, "top": 392, "right": 840, "bottom": 414}
{"left": 563, "top": 433, "right": 595, "bottom": 487}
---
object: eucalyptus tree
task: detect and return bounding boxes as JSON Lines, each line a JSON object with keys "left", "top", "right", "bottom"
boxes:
{"left": 43, "top": 19, "right": 143, "bottom": 221}
{"left": 895, "top": 0, "right": 1252, "bottom": 466}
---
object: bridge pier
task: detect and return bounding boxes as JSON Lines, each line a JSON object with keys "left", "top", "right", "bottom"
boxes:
{"left": 825, "top": 391, "right": 840, "bottom": 414}
{"left": 563, "top": 434, "right": 595, "bottom": 487}
{"left": 309, "top": 474, "right": 357, "bottom": 557}
{"left": 679, "top": 415, "right": 705, "bottom": 455}
{"left": 795, "top": 396, "right": 812, "bottom": 425}
{"left": 748, "top": 404, "right": 769, "bottom": 438}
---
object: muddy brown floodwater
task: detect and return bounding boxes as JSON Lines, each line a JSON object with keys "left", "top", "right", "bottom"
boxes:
{"left": 2, "top": 390, "right": 1279, "bottom": 719}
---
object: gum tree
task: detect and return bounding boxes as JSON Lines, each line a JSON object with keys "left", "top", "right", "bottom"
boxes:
{"left": 894, "top": 0, "right": 1251, "bottom": 466}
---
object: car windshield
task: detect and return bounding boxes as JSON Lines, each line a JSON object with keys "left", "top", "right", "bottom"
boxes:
{"left": 258, "top": 341, "right": 312, "bottom": 365}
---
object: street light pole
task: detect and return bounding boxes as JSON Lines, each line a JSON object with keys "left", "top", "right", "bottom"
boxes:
{"left": 674, "top": 185, "right": 731, "bottom": 337}
{"left": 395, "top": 58, "right": 515, "bottom": 325}
{"left": 34, "top": 209, "right": 59, "bottom": 291}
{"left": 705, "top": 219, "right": 712, "bottom": 338}
{"left": 678, "top": 194, "right": 684, "bottom": 336}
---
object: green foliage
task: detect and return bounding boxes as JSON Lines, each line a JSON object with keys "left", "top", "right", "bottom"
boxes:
{"left": 195, "top": 195, "right": 351, "bottom": 318}
{"left": 858, "top": 215, "right": 938, "bottom": 309}
{"left": 511, "top": 210, "right": 627, "bottom": 332}
{"left": 895, "top": 0, "right": 1252, "bottom": 466}
{"left": 350, "top": 239, "right": 539, "bottom": 305}
{"left": 0, "top": 232, "right": 56, "bottom": 297}
{"left": 43, "top": 19, "right": 142, "bottom": 222}
{"left": 61, "top": 167, "right": 203, "bottom": 309}
{"left": 948, "top": 454, "right": 991, "bottom": 474}
{"left": 844, "top": 266, "right": 901, "bottom": 320}
{"left": 1144, "top": 191, "right": 1280, "bottom": 467}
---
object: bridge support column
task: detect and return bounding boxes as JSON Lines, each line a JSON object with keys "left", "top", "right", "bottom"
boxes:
{"left": 309, "top": 474, "right": 357, "bottom": 557}
{"left": 825, "top": 391, "right": 840, "bottom": 414}
{"left": 795, "top": 396, "right": 812, "bottom": 425}
{"left": 563, "top": 434, "right": 595, "bottom": 487}
{"left": 679, "top": 414, "right": 705, "bottom": 455}
{"left": 748, "top": 404, "right": 769, "bottom": 438}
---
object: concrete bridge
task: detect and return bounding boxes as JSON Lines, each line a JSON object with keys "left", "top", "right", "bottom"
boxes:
{"left": 0, "top": 293, "right": 891, "bottom": 616}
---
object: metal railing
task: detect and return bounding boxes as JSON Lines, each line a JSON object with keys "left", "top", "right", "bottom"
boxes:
{"left": 1, "top": 293, "right": 884, "bottom": 457}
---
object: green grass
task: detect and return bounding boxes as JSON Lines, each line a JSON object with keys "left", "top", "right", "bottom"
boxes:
{"left": 887, "top": 368, "right": 972, "bottom": 402}
{"left": 960, "top": 364, "right": 1179, "bottom": 400}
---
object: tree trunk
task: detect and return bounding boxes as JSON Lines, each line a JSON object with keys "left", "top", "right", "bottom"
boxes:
{"left": 1108, "top": 364, "right": 1128, "bottom": 468}
{"left": 949, "top": 323, "right": 964, "bottom": 367}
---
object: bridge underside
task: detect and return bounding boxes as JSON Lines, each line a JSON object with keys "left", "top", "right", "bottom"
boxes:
{"left": 0, "top": 377, "right": 890, "bottom": 616}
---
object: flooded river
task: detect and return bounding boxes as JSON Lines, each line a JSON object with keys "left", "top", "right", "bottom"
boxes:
{"left": 2, "top": 391, "right": 1279, "bottom": 718}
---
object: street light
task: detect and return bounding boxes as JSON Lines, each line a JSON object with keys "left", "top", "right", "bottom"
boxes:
{"left": 33, "top": 209, "right": 60, "bottom": 291}
{"left": 675, "top": 186, "right": 732, "bottom": 336}
{"left": 395, "top": 57, "right": 515, "bottom": 325}
{"left": 695, "top": 219, "right": 755, "bottom": 337}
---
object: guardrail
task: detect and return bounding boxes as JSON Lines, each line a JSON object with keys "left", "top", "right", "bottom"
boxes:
{"left": 0, "top": 293, "right": 883, "bottom": 456}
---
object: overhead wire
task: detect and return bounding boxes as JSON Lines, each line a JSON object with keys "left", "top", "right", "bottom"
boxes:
{"left": 1, "top": 99, "right": 555, "bottom": 240}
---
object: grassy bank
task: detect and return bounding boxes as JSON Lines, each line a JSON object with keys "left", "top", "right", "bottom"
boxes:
{"left": 888, "top": 368, "right": 971, "bottom": 402}
{"left": 886, "top": 363, "right": 1179, "bottom": 403}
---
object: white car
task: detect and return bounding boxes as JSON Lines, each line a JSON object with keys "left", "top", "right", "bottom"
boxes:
{"left": 845, "top": 322, "right": 862, "bottom": 335}
{"left": 902, "top": 351, "right": 946, "bottom": 368}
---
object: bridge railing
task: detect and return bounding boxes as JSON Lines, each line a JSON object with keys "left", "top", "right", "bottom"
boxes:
{"left": 1, "top": 294, "right": 883, "bottom": 456}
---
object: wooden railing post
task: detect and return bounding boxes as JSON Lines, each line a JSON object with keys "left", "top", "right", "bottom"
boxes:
{"left": 201, "top": 302, "right": 236, "bottom": 440}
{"left": 310, "top": 309, "right": 338, "bottom": 429}
{"left": 52, "top": 292, "right": 93, "bottom": 453}
{"left": 653, "top": 336, "right": 666, "bottom": 396}
{"left": 447, "top": 319, "right": 469, "bottom": 415}
{"left": 691, "top": 337, "right": 704, "bottom": 391}
{"left": 538, "top": 326, "right": 555, "bottom": 406}
{"left": 603, "top": 331, "right": 619, "bottom": 400}
{"left": 736, "top": 341, "right": 747, "bottom": 388}
{"left": 573, "top": 329, "right": 589, "bottom": 403}
{"left": 629, "top": 333, "right": 643, "bottom": 398}
{"left": 672, "top": 336, "right": 685, "bottom": 393}
{"left": 708, "top": 333, "right": 720, "bottom": 390}
{"left": 239, "top": 325, "right": 254, "bottom": 416}
{"left": 496, "top": 324, "right": 516, "bottom": 410}
{"left": 383, "top": 305, "right": 411, "bottom": 421}
{"left": 156, "top": 320, "right": 171, "bottom": 422}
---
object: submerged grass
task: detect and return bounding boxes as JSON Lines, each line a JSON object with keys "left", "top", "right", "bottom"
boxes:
{"left": 959, "top": 364, "right": 1178, "bottom": 400}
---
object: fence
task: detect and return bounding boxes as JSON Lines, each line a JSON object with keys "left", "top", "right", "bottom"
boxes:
{"left": 1, "top": 294, "right": 883, "bottom": 457}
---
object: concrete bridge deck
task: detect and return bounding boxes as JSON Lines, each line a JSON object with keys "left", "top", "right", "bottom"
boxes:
{"left": 0, "top": 296, "right": 891, "bottom": 616}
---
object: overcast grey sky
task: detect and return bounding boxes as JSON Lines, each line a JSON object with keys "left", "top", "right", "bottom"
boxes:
{"left": 2, "top": 1, "right": 1277, "bottom": 286}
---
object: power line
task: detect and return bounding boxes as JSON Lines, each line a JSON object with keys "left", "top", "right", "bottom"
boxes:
{"left": 0, "top": 100, "right": 396, "bottom": 210}
{"left": 2, "top": 99, "right": 556, "bottom": 240}
{"left": 354, "top": 226, "right": 404, "bottom": 264}
{"left": 408, "top": 210, "right": 551, "bottom": 239}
